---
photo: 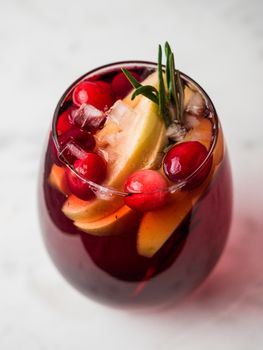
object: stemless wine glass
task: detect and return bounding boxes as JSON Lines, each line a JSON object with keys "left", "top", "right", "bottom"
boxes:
{"left": 38, "top": 61, "right": 232, "bottom": 307}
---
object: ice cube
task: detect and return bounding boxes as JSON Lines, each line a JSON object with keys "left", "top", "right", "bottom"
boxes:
{"left": 166, "top": 122, "right": 187, "bottom": 142}
{"left": 106, "top": 100, "right": 137, "bottom": 127}
{"left": 185, "top": 114, "right": 200, "bottom": 129}
{"left": 58, "top": 140, "right": 87, "bottom": 164}
{"left": 185, "top": 91, "right": 205, "bottom": 117}
{"left": 71, "top": 104, "right": 106, "bottom": 131}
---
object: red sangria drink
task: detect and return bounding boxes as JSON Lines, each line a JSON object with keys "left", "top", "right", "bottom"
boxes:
{"left": 39, "top": 43, "right": 232, "bottom": 307}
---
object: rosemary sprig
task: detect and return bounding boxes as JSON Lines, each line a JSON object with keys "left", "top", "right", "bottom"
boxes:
{"left": 168, "top": 51, "right": 179, "bottom": 121}
{"left": 122, "top": 42, "right": 184, "bottom": 127}
{"left": 165, "top": 42, "right": 172, "bottom": 100}
{"left": 176, "top": 65, "right": 184, "bottom": 123}
{"left": 164, "top": 41, "right": 184, "bottom": 124}
{"left": 158, "top": 45, "right": 171, "bottom": 127}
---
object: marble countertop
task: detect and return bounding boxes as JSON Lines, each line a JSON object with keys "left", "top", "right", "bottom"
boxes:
{"left": 1, "top": 0, "right": 263, "bottom": 349}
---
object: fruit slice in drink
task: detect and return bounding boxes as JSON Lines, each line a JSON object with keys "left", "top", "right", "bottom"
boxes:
{"left": 75, "top": 205, "right": 142, "bottom": 236}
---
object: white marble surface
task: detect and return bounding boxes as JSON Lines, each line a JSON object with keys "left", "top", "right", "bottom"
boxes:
{"left": 1, "top": 0, "right": 263, "bottom": 349}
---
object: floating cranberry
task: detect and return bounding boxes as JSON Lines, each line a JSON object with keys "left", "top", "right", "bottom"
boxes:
{"left": 57, "top": 108, "right": 74, "bottom": 136}
{"left": 73, "top": 80, "right": 114, "bottom": 111}
{"left": 97, "top": 81, "right": 115, "bottom": 101}
{"left": 112, "top": 71, "right": 141, "bottom": 99}
{"left": 163, "top": 141, "right": 212, "bottom": 189}
{"left": 124, "top": 170, "right": 169, "bottom": 212}
{"left": 65, "top": 153, "right": 107, "bottom": 200}
{"left": 56, "top": 127, "right": 95, "bottom": 165}
{"left": 59, "top": 127, "right": 95, "bottom": 151}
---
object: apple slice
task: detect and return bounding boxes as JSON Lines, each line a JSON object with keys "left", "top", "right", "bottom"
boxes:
{"left": 137, "top": 119, "right": 224, "bottom": 258}
{"left": 96, "top": 97, "right": 167, "bottom": 190}
{"left": 62, "top": 194, "right": 123, "bottom": 222}
{"left": 48, "top": 164, "right": 69, "bottom": 195}
{"left": 136, "top": 168, "right": 216, "bottom": 258}
{"left": 75, "top": 205, "right": 142, "bottom": 236}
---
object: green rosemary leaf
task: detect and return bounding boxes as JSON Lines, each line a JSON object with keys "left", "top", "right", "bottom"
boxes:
{"left": 169, "top": 53, "right": 180, "bottom": 123}
{"left": 175, "top": 68, "right": 184, "bottom": 123}
{"left": 131, "top": 85, "right": 159, "bottom": 104}
{"left": 165, "top": 42, "right": 171, "bottom": 97}
{"left": 158, "top": 45, "right": 170, "bottom": 127}
{"left": 121, "top": 68, "right": 141, "bottom": 89}
{"left": 158, "top": 45, "right": 165, "bottom": 117}
{"left": 168, "top": 54, "right": 176, "bottom": 103}
{"left": 165, "top": 41, "right": 172, "bottom": 56}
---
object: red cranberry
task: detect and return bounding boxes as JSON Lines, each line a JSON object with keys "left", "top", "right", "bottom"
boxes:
{"left": 56, "top": 127, "right": 95, "bottom": 165}
{"left": 72, "top": 80, "right": 114, "bottom": 111}
{"left": 163, "top": 141, "right": 212, "bottom": 189}
{"left": 58, "top": 127, "right": 95, "bottom": 151}
{"left": 65, "top": 153, "right": 107, "bottom": 200}
{"left": 96, "top": 81, "right": 115, "bottom": 101}
{"left": 124, "top": 170, "right": 169, "bottom": 212}
{"left": 112, "top": 71, "right": 141, "bottom": 99}
{"left": 57, "top": 109, "right": 73, "bottom": 136}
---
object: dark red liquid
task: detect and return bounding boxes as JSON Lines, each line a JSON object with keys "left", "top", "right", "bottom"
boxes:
{"left": 38, "top": 63, "right": 232, "bottom": 307}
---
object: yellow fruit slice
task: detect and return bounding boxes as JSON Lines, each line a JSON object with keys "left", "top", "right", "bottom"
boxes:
{"left": 137, "top": 191, "right": 197, "bottom": 258}
{"left": 96, "top": 98, "right": 166, "bottom": 190}
{"left": 74, "top": 205, "right": 141, "bottom": 236}
{"left": 137, "top": 118, "right": 224, "bottom": 258}
{"left": 145, "top": 126, "right": 167, "bottom": 170}
{"left": 62, "top": 194, "right": 123, "bottom": 222}
{"left": 48, "top": 164, "right": 68, "bottom": 195}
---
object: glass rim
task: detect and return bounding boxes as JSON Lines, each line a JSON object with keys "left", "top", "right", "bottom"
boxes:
{"left": 52, "top": 60, "right": 219, "bottom": 197}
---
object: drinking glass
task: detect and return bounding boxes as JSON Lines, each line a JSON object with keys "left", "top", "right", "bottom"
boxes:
{"left": 38, "top": 61, "right": 232, "bottom": 307}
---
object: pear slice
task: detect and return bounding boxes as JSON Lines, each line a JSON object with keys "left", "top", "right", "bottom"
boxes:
{"left": 75, "top": 205, "right": 142, "bottom": 236}
{"left": 97, "top": 98, "right": 166, "bottom": 189}
{"left": 62, "top": 194, "right": 123, "bottom": 222}
{"left": 137, "top": 180, "right": 210, "bottom": 258}
{"left": 48, "top": 164, "right": 69, "bottom": 195}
